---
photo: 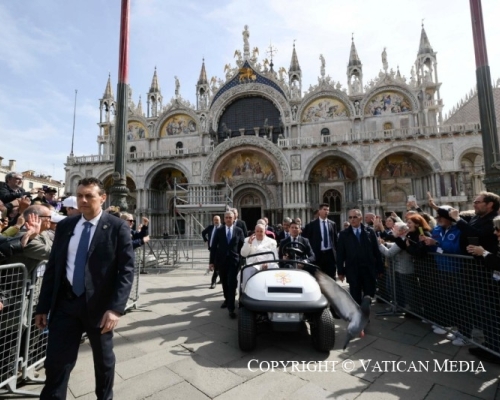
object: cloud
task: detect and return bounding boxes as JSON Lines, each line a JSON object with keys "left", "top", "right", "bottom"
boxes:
{"left": 0, "top": 4, "right": 70, "bottom": 73}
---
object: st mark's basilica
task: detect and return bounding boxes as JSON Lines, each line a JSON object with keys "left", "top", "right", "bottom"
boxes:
{"left": 64, "top": 25, "right": 499, "bottom": 236}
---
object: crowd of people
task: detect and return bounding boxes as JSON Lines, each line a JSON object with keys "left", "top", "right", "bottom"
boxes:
{"left": 204, "top": 192, "right": 500, "bottom": 365}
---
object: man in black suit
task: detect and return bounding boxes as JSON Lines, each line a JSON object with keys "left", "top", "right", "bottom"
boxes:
{"left": 231, "top": 208, "right": 248, "bottom": 238}
{"left": 337, "top": 208, "right": 383, "bottom": 305}
{"left": 278, "top": 219, "right": 315, "bottom": 270}
{"left": 202, "top": 215, "right": 221, "bottom": 288}
{"left": 209, "top": 211, "right": 244, "bottom": 318}
{"left": 276, "top": 217, "right": 292, "bottom": 247}
{"left": 35, "top": 178, "right": 134, "bottom": 400}
{"left": 302, "top": 203, "right": 338, "bottom": 279}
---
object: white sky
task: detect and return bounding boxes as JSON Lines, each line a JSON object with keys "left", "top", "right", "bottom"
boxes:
{"left": 1, "top": 0, "right": 498, "bottom": 181}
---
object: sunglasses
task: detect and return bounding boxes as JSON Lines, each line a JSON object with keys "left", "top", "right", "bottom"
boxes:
{"left": 348, "top": 216, "right": 359, "bottom": 219}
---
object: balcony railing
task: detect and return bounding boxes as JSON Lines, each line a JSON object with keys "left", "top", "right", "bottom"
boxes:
{"left": 69, "top": 123, "right": 483, "bottom": 165}
{"left": 277, "top": 123, "right": 481, "bottom": 148}
{"left": 68, "top": 145, "right": 214, "bottom": 165}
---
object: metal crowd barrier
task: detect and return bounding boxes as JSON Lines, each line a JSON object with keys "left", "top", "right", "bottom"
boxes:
{"left": 375, "top": 249, "right": 500, "bottom": 358}
{"left": 21, "top": 263, "right": 48, "bottom": 384}
{"left": 141, "top": 239, "right": 178, "bottom": 270}
{"left": 140, "top": 239, "right": 209, "bottom": 271}
{"left": 173, "top": 238, "right": 209, "bottom": 269}
{"left": 0, "top": 263, "right": 40, "bottom": 397}
{"left": 125, "top": 248, "right": 142, "bottom": 311}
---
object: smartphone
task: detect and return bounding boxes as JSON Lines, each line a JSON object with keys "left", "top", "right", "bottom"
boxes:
{"left": 408, "top": 195, "right": 416, "bottom": 202}
{"left": 467, "top": 237, "right": 479, "bottom": 246}
{"left": 418, "top": 227, "right": 424, "bottom": 235}
{"left": 385, "top": 211, "right": 392, "bottom": 217}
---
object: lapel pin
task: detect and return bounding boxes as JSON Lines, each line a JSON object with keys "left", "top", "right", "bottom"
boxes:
{"left": 103, "top": 225, "right": 109, "bottom": 230}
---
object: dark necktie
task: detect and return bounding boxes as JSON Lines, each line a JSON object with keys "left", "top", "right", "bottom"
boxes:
{"left": 356, "top": 228, "right": 361, "bottom": 241}
{"left": 73, "top": 221, "right": 92, "bottom": 296}
{"left": 322, "top": 220, "right": 329, "bottom": 248}
{"left": 227, "top": 227, "right": 231, "bottom": 243}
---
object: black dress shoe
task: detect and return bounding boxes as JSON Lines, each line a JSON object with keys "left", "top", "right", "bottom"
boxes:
{"left": 229, "top": 312, "right": 237, "bottom": 319}
{"left": 209, "top": 284, "right": 215, "bottom": 289}
{"left": 220, "top": 301, "right": 227, "bottom": 308}
{"left": 469, "top": 347, "right": 500, "bottom": 364}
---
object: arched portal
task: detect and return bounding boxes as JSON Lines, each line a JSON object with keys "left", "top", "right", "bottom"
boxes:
{"left": 102, "top": 175, "right": 137, "bottom": 211}
{"left": 233, "top": 188, "right": 267, "bottom": 230}
{"left": 460, "top": 152, "right": 484, "bottom": 198}
{"left": 374, "top": 151, "right": 433, "bottom": 213}
{"left": 307, "top": 155, "right": 358, "bottom": 220}
{"left": 148, "top": 167, "right": 189, "bottom": 237}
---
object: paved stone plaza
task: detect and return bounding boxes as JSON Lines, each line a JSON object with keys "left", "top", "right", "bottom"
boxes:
{"left": 12, "top": 265, "right": 500, "bottom": 399}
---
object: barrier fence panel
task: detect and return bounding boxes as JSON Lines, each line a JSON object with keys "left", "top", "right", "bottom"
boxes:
{"left": 143, "top": 239, "right": 178, "bottom": 270}
{"left": 21, "top": 262, "right": 48, "bottom": 382}
{"left": 375, "top": 248, "right": 500, "bottom": 358}
{"left": 125, "top": 248, "right": 142, "bottom": 311}
{"left": 0, "top": 263, "right": 39, "bottom": 397}
{"left": 174, "top": 239, "right": 209, "bottom": 269}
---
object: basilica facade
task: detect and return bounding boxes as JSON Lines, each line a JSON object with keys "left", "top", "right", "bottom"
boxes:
{"left": 65, "top": 25, "right": 489, "bottom": 237}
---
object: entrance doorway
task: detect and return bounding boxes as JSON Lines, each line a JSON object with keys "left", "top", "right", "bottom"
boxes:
{"left": 241, "top": 207, "right": 261, "bottom": 231}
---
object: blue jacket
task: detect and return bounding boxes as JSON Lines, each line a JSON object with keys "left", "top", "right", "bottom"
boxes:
{"left": 430, "top": 225, "right": 462, "bottom": 272}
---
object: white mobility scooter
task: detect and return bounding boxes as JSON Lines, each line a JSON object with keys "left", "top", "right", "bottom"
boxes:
{"left": 238, "top": 243, "right": 335, "bottom": 352}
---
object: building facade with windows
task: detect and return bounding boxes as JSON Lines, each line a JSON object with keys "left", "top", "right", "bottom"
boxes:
{"left": 65, "top": 25, "right": 496, "bottom": 236}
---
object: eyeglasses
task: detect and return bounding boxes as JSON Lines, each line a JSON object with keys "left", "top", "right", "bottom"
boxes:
{"left": 127, "top": 220, "right": 134, "bottom": 222}
{"left": 348, "top": 216, "right": 359, "bottom": 219}
{"left": 495, "top": 227, "right": 500, "bottom": 232}
{"left": 473, "top": 200, "right": 485, "bottom": 204}
{"left": 39, "top": 216, "right": 51, "bottom": 219}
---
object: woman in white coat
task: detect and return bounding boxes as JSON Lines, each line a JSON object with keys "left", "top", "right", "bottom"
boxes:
{"left": 240, "top": 223, "right": 279, "bottom": 288}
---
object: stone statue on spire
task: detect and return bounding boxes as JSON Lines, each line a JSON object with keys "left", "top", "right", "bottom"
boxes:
{"left": 319, "top": 54, "right": 325, "bottom": 78}
{"left": 174, "top": 76, "right": 180, "bottom": 98}
{"left": 242, "top": 25, "right": 250, "bottom": 59}
{"left": 382, "top": 48, "right": 388, "bottom": 72}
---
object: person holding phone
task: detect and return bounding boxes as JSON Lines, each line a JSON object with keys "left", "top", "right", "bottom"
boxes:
{"left": 404, "top": 214, "right": 436, "bottom": 321}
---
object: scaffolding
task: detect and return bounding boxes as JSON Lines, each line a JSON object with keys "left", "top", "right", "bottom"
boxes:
{"left": 173, "top": 178, "right": 233, "bottom": 237}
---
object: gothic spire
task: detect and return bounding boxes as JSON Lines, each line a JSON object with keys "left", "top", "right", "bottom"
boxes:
{"left": 137, "top": 95, "right": 143, "bottom": 115}
{"left": 289, "top": 42, "right": 301, "bottom": 72}
{"left": 418, "top": 22, "right": 434, "bottom": 55}
{"left": 149, "top": 67, "right": 160, "bottom": 93}
{"left": 103, "top": 73, "right": 114, "bottom": 99}
{"left": 348, "top": 36, "right": 362, "bottom": 67}
{"left": 198, "top": 59, "right": 208, "bottom": 85}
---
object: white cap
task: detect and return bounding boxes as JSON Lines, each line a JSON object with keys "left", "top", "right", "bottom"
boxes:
{"left": 51, "top": 211, "right": 66, "bottom": 223}
{"left": 62, "top": 196, "right": 78, "bottom": 209}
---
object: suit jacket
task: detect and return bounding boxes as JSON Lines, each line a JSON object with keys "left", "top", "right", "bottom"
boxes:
{"left": 337, "top": 224, "right": 383, "bottom": 282}
{"left": 278, "top": 236, "right": 316, "bottom": 265}
{"left": 201, "top": 224, "right": 220, "bottom": 250}
{"left": 302, "top": 218, "right": 338, "bottom": 262}
{"left": 276, "top": 230, "right": 289, "bottom": 247}
{"left": 235, "top": 219, "right": 248, "bottom": 238}
{"left": 36, "top": 212, "right": 135, "bottom": 326}
{"left": 209, "top": 225, "right": 244, "bottom": 267}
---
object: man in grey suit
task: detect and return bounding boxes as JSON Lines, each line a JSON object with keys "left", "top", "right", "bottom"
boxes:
{"left": 35, "top": 178, "right": 134, "bottom": 400}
